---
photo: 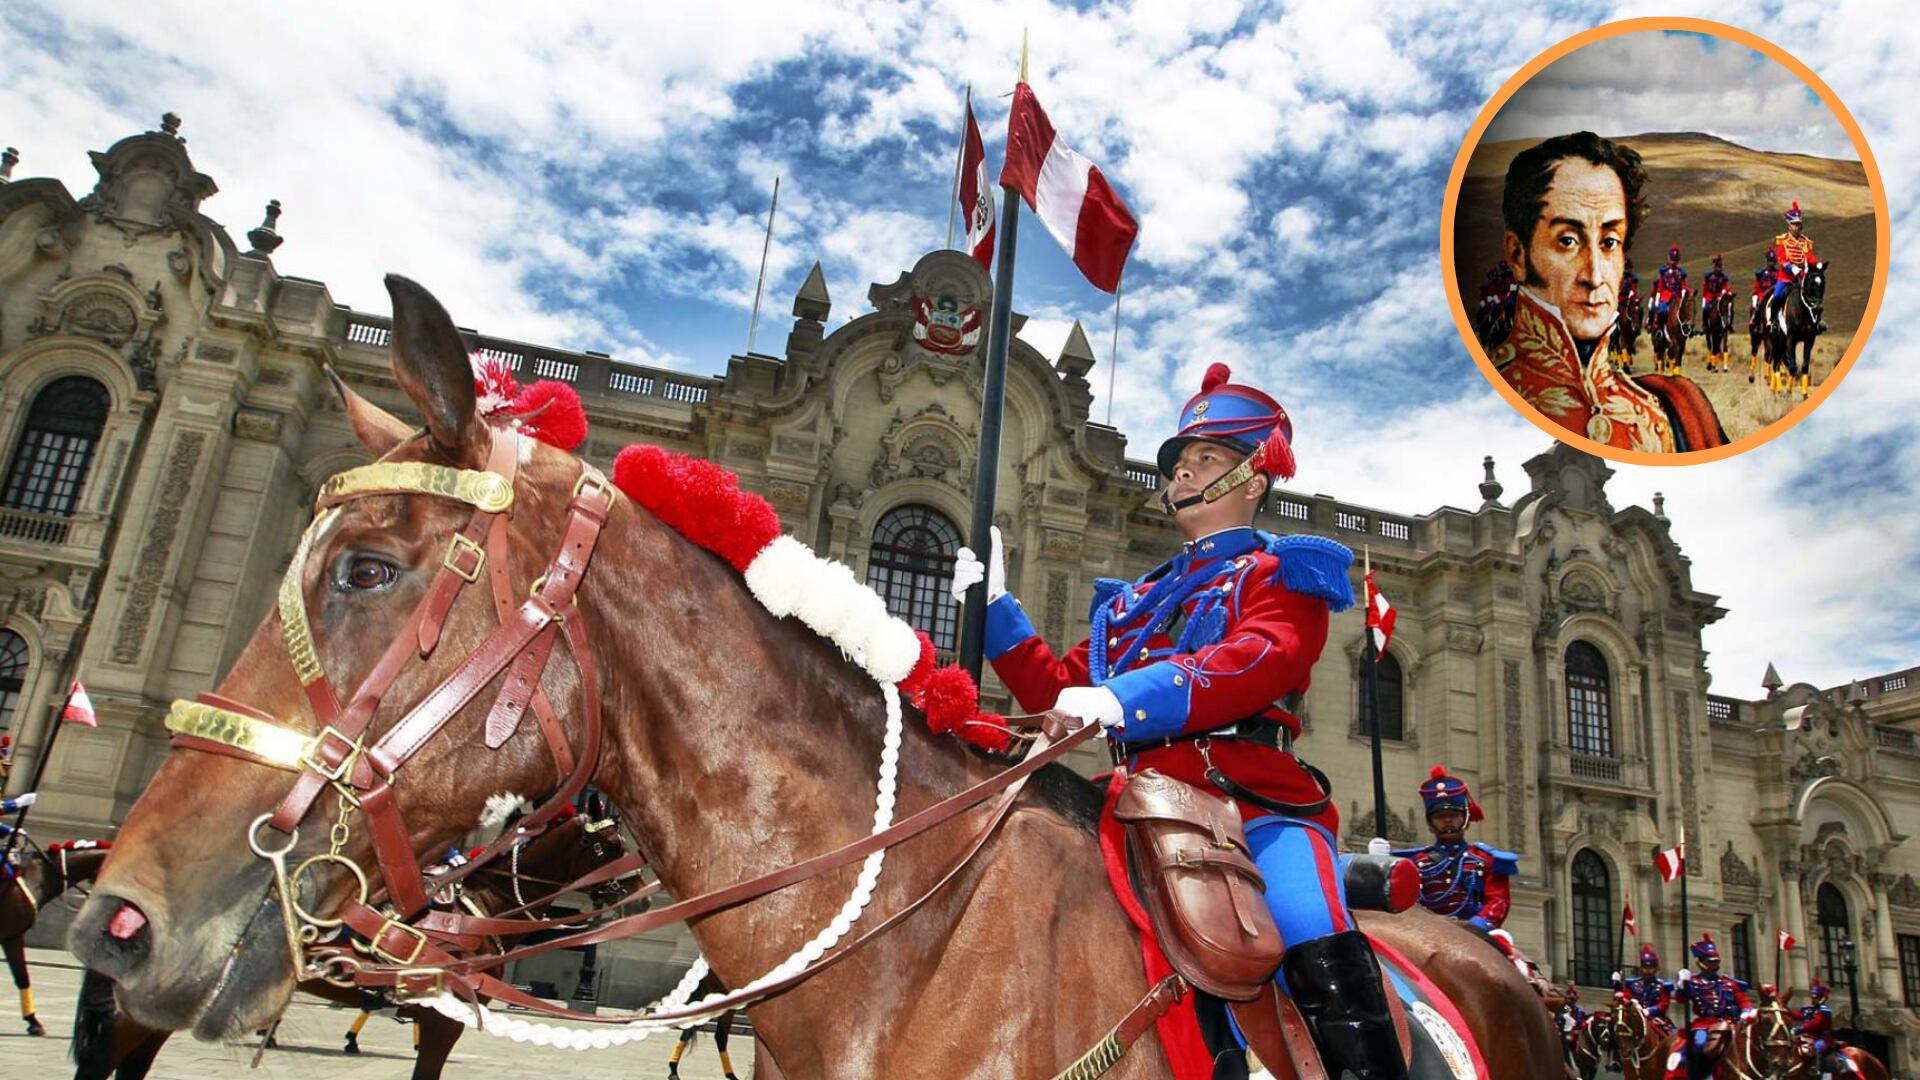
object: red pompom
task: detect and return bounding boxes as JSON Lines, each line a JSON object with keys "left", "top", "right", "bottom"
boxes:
{"left": 898, "top": 632, "right": 940, "bottom": 694}
{"left": 511, "top": 380, "right": 589, "bottom": 451}
{"left": 611, "top": 446, "right": 780, "bottom": 573}
{"left": 1200, "top": 363, "right": 1232, "bottom": 394}
{"left": 1258, "top": 428, "right": 1296, "bottom": 481}
{"left": 913, "top": 666, "right": 981, "bottom": 736}
{"left": 1429, "top": 764, "right": 1449, "bottom": 779}
{"left": 957, "top": 713, "right": 1012, "bottom": 754}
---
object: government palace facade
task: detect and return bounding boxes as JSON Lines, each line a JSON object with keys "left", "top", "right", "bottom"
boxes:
{"left": 3, "top": 119, "right": 1916, "bottom": 1069}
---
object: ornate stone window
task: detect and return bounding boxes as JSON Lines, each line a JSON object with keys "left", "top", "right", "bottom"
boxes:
{"left": 1899, "top": 935, "right": 1920, "bottom": 1007}
{"left": 1571, "top": 848, "right": 1613, "bottom": 986}
{"left": 865, "top": 505, "right": 962, "bottom": 654}
{"left": 1565, "top": 641, "right": 1614, "bottom": 758}
{"left": 0, "top": 630, "right": 25, "bottom": 735}
{"left": 1355, "top": 650, "right": 1405, "bottom": 741}
{"left": 1730, "top": 918, "right": 1755, "bottom": 985}
{"left": 1816, "top": 882, "right": 1851, "bottom": 984}
{"left": 3, "top": 376, "right": 111, "bottom": 516}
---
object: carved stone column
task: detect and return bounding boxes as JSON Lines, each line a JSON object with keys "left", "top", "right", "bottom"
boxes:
{"left": 1780, "top": 861, "right": 1809, "bottom": 990}
{"left": 1871, "top": 873, "right": 1900, "bottom": 1003}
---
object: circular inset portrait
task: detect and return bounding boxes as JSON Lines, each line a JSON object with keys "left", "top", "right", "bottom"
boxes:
{"left": 1442, "top": 18, "right": 1888, "bottom": 464}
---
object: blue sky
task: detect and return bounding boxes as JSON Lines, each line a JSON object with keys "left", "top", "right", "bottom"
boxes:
{"left": 1, "top": 1, "right": 1914, "bottom": 699}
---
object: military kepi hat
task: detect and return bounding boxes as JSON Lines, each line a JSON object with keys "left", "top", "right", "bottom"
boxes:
{"left": 1691, "top": 934, "right": 1720, "bottom": 962}
{"left": 1157, "top": 363, "right": 1296, "bottom": 481}
{"left": 1418, "top": 764, "right": 1484, "bottom": 822}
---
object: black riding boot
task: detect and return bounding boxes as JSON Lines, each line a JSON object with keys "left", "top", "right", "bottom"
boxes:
{"left": 1282, "top": 931, "right": 1409, "bottom": 1080}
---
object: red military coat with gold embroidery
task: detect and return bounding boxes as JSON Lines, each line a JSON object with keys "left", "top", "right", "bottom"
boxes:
{"left": 1493, "top": 288, "right": 1727, "bottom": 453}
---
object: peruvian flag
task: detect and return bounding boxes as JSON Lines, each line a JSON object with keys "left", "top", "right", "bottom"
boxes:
{"left": 999, "top": 82, "right": 1137, "bottom": 293}
{"left": 958, "top": 97, "right": 996, "bottom": 271}
{"left": 1778, "top": 929, "right": 1796, "bottom": 951}
{"left": 1365, "top": 571, "right": 1397, "bottom": 656}
{"left": 1655, "top": 843, "right": 1686, "bottom": 883}
{"left": 1623, "top": 899, "right": 1637, "bottom": 936}
{"left": 62, "top": 680, "right": 97, "bottom": 727}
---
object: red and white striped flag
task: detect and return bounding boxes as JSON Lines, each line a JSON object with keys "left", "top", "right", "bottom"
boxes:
{"left": 1623, "top": 899, "right": 1637, "bottom": 936}
{"left": 1778, "top": 929, "right": 1796, "bottom": 951}
{"left": 1365, "top": 571, "right": 1397, "bottom": 656}
{"left": 999, "top": 82, "right": 1137, "bottom": 293}
{"left": 62, "top": 680, "right": 97, "bottom": 727}
{"left": 958, "top": 96, "right": 996, "bottom": 271}
{"left": 1655, "top": 843, "right": 1686, "bottom": 883}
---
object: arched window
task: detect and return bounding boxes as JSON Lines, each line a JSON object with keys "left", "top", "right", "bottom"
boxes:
{"left": 1571, "top": 849, "right": 1614, "bottom": 986}
{"left": 3, "top": 377, "right": 111, "bottom": 516}
{"left": 0, "top": 630, "right": 26, "bottom": 735}
{"left": 1356, "top": 650, "right": 1405, "bottom": 741}
{"left": 865, "top": 506, "right": 962, "bottom": 653}
{"left": 1566, "top": 641, "right": 1614, "bottom": 758}
{"left": 1817, "top": 882, "right": 1852, "bottom": 985}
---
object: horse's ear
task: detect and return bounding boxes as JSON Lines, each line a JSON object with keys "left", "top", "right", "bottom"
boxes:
{"left": 327, "top": 366, "right": 412, "bottom": 456}
{"left": 384, "top": 274, "right": 484, "bottom": 463}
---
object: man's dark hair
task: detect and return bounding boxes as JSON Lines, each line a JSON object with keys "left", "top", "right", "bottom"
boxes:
{"left": 1501, "top": 131, "right": 1649, "bottom": 250}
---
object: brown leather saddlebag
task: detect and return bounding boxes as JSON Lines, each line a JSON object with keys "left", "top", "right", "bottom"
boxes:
{"left": 1113, "top": 768, "right": 1282, "bottom": 1001}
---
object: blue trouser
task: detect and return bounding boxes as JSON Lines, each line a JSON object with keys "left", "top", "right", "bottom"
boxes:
{"left": 1245, "top": 816, "right": 1353, "bottom": 965}
{"left": 1772, "top": 277, "right": 1793, "bottom": 301}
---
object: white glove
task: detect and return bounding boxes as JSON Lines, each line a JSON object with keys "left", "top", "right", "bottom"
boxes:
{"left": 1739, "top": 1008, "right": 1756, "bottom": 1020}
{"left": 951, "top": 526, "right": 1006, "bottom": 603}
{"left": 1053, "top": 686, "right": 1124, "bottom": 734}
{"left": 1676, "top": 968, "right": 1692, "bottom": 985}
{"left": 1611, "top": 971, "right": 1623, "bottom": 985}
{"left": 1367, "top": 837, "right": 1392, "bottom": 856}
{"left": 4, "top": 793, "right": 35, "bottom": 810}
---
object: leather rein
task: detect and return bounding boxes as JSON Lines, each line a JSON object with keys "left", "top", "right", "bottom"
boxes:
{"left": 160, "top": 425, "right": 1183, "bottom": 1077}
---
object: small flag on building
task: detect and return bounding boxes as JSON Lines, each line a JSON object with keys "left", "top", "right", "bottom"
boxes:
{"left": 1778, "top": 929, "right": 1796, "bottom": 951}
{"left": 62, "top": 680, "right": 97, "bottom": 728}
{"left": 1655, "top": 843, "right": 1686, "bottom": 883}
{"left": 1623, "top": 899, "right": 1637, "bottom": 936}
{"left": 958, "top": 95, "right": 996, "bottom": 271}
{"left": 999, "top": 82, "right": 1138, "bottom": 293}
{"left": 1365, "top": 571, "right": 1397, "bottom": 656}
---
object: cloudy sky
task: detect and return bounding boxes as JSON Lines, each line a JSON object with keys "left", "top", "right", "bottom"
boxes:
{"left": 1486, "top": 30, "right": 1857, "bottom": 158}
{"left": 1, "top": 1, "right": 1912, "bottom": 701}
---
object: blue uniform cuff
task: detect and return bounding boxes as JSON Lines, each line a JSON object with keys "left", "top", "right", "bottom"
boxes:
{"left": 1103, "top": 662, "right": 1191, "bottom": 741}
{"left": 984, "top": 594, "right": 1036, "bottom": 662}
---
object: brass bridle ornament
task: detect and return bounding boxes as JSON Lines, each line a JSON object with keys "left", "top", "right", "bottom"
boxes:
{"left": 164, "top": 424, "right": 620, "bottom": 984}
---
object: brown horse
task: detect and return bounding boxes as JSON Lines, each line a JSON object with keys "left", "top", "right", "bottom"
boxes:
{"left": 0, "top": 840, "right": 111, "bottom": 1036}
{"left": 69, "top": 275, "right": 1562, "bottom": 1078}
{"left": 1715, "top": 999, "right": 1800, "bottom": 1078}
{"left": 71, "top": 811, "right": 635, "bottom": 1079}
{"left": 1702, "top": 293, "right": 1735, "bottom": 373}
{"left": 1613, "top": 294, "right": 1643, "bottom": 370}
{"left": 1649, "top": 292, "right": 1695, "bottom": 375}
{"left": 1576, "top": 994, "right": 1671, "bottom": 1080}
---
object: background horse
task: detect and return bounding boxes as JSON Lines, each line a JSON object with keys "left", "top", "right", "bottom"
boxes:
{"left": 1717, "top": 999, "right": 1801, "bottom": 1079}
{"left": 69, "top": 275, "right": 1565, "bottom": 1079}
{"left": 1649, "top": 292, "right": 1696, "bottom": 375}
{"left": 71, "top": 812, "right": 634, "bottom": 1080}
{"left": 1768, "top": 262, "right": 1828, "bottom": 398}
{"left": 1612, "top": 298, "right": 1642, "bottom": 370}
{"left": 1702, "top": 293, "right": 1735, "bottom": 372}
{"left": 1, "top": 840, "right": 110, "bottom": 1035}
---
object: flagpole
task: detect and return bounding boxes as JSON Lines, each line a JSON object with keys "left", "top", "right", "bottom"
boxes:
{"left": 1104, "top": 274, "right": 1123, "bottom": 425}
{"left": 1774, "top": 932, "right": 1784, "bottom": 996}
{"left": 1617, "top": 902, "right": 1630, "bottom": 977}
{"left": 946, "top": 86, "right": 970, "bottom": 250}
{"left": 2, "top": 682, "right": 74, "bottom": 857}
{"left": 744, "top": 176, "right": 780, "bottom": 356}
{"left": 1363, "top": 548, "right": 1388, "bottom": 846}
{"left": 1678, "top": 825, "right": 1692, "bottom": 1026}
{"left": 957, "top": 70, "right": 1025, "bottom": 682}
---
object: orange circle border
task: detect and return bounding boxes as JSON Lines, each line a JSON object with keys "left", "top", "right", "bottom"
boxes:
{"left": 1438, "top": 16, "right": 1891, "bottom": 466}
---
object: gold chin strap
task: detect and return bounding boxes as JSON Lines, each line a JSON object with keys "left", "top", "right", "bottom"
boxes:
{"left": 164, "top": 699, "right": 314, "bottom": 771}
{"left": 1199, "top": 455, "right": 1259, "bottom": 503}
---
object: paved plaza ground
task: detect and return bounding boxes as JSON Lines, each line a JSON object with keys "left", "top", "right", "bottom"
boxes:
{"left": 0, "top": 947, "right": 756, "bottom": 1079}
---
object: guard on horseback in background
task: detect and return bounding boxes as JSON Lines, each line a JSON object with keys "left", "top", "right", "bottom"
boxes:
{"left": 1793, "top": 979, "right": 1850, "bottom": 1079}
{"left": 1613, "top": 944, "right": 1676, "bottom": 1033}
{"left": 1701, "top": 255, "right": 1729, "bottom": 304}
{"left": 1753, "top": 252, "right": 1779, "bottom": 327}
{"left": 1557, "top": 983, "right": 1588, "bottom": 1052}
{"left": 955, "top": 363, "right": 1408, "bottom": 1079}
{"left": 1769, "top": 200, "right": 1825, "bottom": 333}
{"left": 1392, "top": 766, "right": 1514, "bottom": 932}
{"left": 1699, "top": 254, "right": 1732, "bottom": 371}
{"left": 1653, "top": 246, "right": 1689, "bottom": 322}
{"left": 1668, "top": 934, "right": 1754, "bottom": 1080}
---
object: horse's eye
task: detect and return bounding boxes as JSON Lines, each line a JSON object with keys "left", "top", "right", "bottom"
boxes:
{"left": 336, "top": 554, "right": 402, "bottom": 593}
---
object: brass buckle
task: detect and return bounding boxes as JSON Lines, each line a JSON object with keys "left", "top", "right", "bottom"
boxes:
{"left": 394, "top": 967, "right": 446, "bottom": 1001}
{"left": 301, "top": 726, "right": 362, "bottom": 783}
{"left": 441, "top": 533, "right": 485, "bottom": 583}
{"left": 371, "top": 918, "right": 430, "bottom": 966}
{"left": 527, "top": 574, "right": 567, "bottom": 624}
{"left": 571, "top": 469, "right": 612, "bottom": 506}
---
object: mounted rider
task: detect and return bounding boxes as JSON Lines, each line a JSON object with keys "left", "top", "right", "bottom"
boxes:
{"left": 955, "top": 363, "right": 1408, "bottom": 1079}
{"left": 1392, "top": 766, "right": 1515, "bottom": 932}
{"left": 1769, "top": 200, "right": 1825, "bottom": 332}
{"left": 1668, "top": 934, "right": 1754, "bottom": 1080}
{"left": 1700, "top": 255, "right": 1730, "bottom": 306}
{"left": 1653, "top": 245, "right": 1689, "bottom": 322}
{"left": 1613, "top": 943, "right": 1676, "bottom": 1033}
{"left": 1557, "top": 983, "right": 1588, "bottom": 1049}
{"left": 1793, "top": 979, "right": 1849, "bottom": 1078}
{"left": 1753, "top": 250, "right": 1779, "bottom": 322}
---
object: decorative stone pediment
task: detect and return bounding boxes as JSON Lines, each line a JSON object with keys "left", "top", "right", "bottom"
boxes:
{"left": 869, "top": 403, "right": 974, "bottom": 491}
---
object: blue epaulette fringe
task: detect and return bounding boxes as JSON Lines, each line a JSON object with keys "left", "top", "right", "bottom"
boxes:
{"left": 1266, "top": 534, "right": 1355, "bottom": 611}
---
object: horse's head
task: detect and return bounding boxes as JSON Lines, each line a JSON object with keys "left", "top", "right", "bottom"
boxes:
{"left": 71, "top": 275, "right": 611, "bottom": 1039}
{"left": 1736, "top": 1000, "right": 1802, "bottom": 1076}
{"left": 471, "top": 806, "right": 637, "bottom": 913}
{"left": 1805, "top": 262, "right": 1828, "bottom": 307}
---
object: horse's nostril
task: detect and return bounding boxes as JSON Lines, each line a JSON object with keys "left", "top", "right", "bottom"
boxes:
{"left": 108, "top": 901, "right": 149, "bottom": 941}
